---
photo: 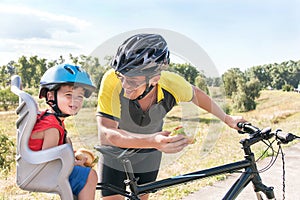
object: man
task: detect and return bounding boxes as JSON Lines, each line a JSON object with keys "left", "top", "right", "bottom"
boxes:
{"left": 96, "top": 33, "right": 245, "bottom": 200}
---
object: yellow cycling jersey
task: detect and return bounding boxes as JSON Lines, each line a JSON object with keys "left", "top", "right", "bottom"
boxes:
{"left": 96, "top": 69, "right": 193, "bottom": 133}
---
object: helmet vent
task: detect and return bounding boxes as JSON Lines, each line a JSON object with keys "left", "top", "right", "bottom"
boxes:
{"left": 64, "top": 65, "right": 75, "bottom": 75}
{"left": 148, "top": 48, "right": 155, "bottom": 57}
{"left": 156, "top": 51, "right": 166, "bottom": 63}
{"left": 120, "top": 55, "right": 126, "bottom": 66}
{"left": 134, "top": 58, "right": 144, "bottom": 66}
{"left": 135, "top": 48, "right": 144, "bottom": 54}
{"left": 75, "top": 66, "right": 82, "bottom": 72}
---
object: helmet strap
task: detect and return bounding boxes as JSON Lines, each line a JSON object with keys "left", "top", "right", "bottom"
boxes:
{"left": 46, "top": 90, "right": 70, "bottom": 118}
{"left": 135, "top": 77, "right": 154, "bottom": 100}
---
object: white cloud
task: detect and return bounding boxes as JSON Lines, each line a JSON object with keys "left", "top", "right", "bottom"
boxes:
{"left": 0, "top": 4, "right": 90, "bottom": 40}
{"left": 0, "top": 4, "right": 92, "bottom": 65}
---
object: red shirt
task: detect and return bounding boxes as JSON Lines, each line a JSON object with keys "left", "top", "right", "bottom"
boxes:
{"left": 29, "top": 110, "right": 65, "bottom": 151}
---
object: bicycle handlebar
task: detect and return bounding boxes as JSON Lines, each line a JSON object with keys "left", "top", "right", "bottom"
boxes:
{"left": 237, "top": 122, "right": 300, "bottom": 144}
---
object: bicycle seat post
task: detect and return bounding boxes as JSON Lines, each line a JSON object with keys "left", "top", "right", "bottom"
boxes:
{"left": 121, "top": 158, "right": 139, "bottom": 197}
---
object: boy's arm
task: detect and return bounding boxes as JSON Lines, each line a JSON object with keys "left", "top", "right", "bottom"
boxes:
{"left": 42, "top": 128, "right": 60, "bottom": 150}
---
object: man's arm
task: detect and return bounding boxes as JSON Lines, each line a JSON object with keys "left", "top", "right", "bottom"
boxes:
{"left": 97, "top": 116, "right": 189, "bottom": 153}
{"left": 191, "top": 86, "right": 245, "bottom": 130}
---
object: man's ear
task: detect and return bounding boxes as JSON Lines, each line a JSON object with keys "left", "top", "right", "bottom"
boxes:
{"left": 150, "top": 75, "right": 161, "bottom": 86}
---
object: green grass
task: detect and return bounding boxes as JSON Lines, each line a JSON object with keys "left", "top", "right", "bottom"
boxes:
{"left": 1, "top": 90, "right": 300, "bottom": 199}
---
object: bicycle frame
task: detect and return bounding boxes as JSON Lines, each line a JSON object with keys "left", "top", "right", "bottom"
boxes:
{"left": 96, "top": 133, "right": 275, "bottom": 200}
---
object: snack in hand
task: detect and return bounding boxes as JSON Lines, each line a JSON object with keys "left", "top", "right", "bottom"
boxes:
{"left": 170, "top": 125, "right": 195, "bottom": 144}
{"left": 75, "top": 148, "right": 97, "bottom": 167}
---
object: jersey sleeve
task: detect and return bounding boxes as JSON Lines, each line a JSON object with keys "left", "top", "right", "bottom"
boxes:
{"left": 97, "top": 69, "right": 122, "bottom": 120}
{"left": 159, "top": 71, "right": 193, "bottom": 103}
{"left": 32, "top": 113, "right": 64, "bottom": 136}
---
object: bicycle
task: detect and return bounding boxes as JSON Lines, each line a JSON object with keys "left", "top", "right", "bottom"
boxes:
{"left": 94, "top": 122, "right": 300, "bottom": 200}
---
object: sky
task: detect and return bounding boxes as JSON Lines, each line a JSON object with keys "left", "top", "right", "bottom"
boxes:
{"left": 0, "top": 0, "right": 299, "bottom": 75}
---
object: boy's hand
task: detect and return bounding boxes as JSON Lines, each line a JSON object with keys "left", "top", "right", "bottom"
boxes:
{"left": 75, "top": 156, "right": 87, "bottom": 166}
{"left": 75, "top": 148, "right": 97, "bottom": 167}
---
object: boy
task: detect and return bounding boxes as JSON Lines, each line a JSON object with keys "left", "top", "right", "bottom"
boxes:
{"left": 29, "top": 64, "right": 98, "bottom": 200}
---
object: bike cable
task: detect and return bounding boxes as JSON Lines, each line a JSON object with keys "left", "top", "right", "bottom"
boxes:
{"left": 279, "top": 144, "right": 286, "bottom": 200}
{"left": 257, "top": 139, "right": 286, "bottom": 200}
{"left": 257, "top": 139, "right": 279, "bottom": 173}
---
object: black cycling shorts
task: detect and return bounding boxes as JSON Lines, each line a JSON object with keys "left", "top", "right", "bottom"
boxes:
{"left": 98, "top": 148, "right": 162, "bottom": 197}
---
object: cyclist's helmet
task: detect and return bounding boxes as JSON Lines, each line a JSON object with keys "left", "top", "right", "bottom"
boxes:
{"left": 111, "top": 33, "right": 170, "bottom": 77}
{"left": 39, "top": 64, "right": 96, "bottom": 99}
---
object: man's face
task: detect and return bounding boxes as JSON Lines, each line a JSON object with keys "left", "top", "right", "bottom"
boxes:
{"left": 115, "top": 72, "right": 147, "bottom": 99}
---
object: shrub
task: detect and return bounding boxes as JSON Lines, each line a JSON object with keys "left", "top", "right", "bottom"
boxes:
{"left": 0, "top": 133, "right": 15, "bottom": 177}
{"left": 0, "top": 88, "right": 19, "bottom": 111}
{"left": 282, "top": 84, "right": 293, "bottom": 92}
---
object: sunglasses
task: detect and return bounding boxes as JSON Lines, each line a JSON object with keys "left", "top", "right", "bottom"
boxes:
{"left": 115, "top": 72, "right": 146, "bottom": 88}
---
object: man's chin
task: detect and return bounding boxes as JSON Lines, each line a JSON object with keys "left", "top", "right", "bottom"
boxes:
{"left": 124, "top": 91, "right": 138, "bottom": 99}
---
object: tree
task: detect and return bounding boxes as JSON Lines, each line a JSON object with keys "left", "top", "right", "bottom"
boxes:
{"left": 212, "top": 77, "right": 222, "bottom": 87}
{"left": 0, "top": 133, "right": 15, "bottom": 176}
{"left": 17, "top": 56, "right": 31, "bottom": 88}
{"left": 245, "top": 65, "right": 271, "bottom": 89}
{"left": 168, "top": 63, "right": 199, "bottom": 85}
{"left": 69, "top": 53, "right": 79, "bottom": 65}
{"left": 222, "top": 68, "right": 245, "bottom": 97}
{"left": 58, "top": 55, "right": 65, "bottom": 64}
{"left": 195, "top": 75, "right": 209, "bottom": 94}
{"left": 0, "top": 65, "right": 9, "bottom": 88}
{"left": 0, "top": 88, "right": 18, "bottom": 111}
{"left": 231, "top": 78, "right": 261, "bottom": 112}
{"left": 222, "top": 68, "right": 261, "bottom": 112}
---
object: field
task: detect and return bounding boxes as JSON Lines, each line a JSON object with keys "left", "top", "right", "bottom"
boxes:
{"left": 1, "top": 90, "right": 300, "bottom": 199}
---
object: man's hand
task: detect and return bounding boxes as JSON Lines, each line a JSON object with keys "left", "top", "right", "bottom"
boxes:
{"left": 153, "top": 131, "right": 189, "bottom": 153}
{"left": 225, "top": 114, "right": 247, "bottom": 130}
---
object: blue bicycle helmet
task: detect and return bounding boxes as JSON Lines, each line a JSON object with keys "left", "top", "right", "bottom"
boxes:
{"left": 39, "top": 64, "right": 96, "bottom": 98}
{"left": 39, "top": 64, "right": 96, "bottom": 117}
{"left": 111, "top": 33, "right": 170, "bottom": 77}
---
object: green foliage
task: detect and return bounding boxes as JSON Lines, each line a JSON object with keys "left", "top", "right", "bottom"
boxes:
{"left": 169, "top": 63, "right": 200, "bottom": 85}
{"left": 282, "top": 84, "right": 293, "bottom": 92}
{"left": 2, "top": 54, "right": 108, "bottom": 93}
{"left": 0, "top": 133, "right": 15, "bottom": 177}
{"left": 222, "top": 68, "right": 245, "bottom": 97}
{"left": 246, "top": 60, "right": 300, "bottom": 90}
{"left": 195, "top": 75, "right": 209, "bottom": 94}
{"left": 245, "top": 79, "right": 261, "bottom": 99}
{"left": 0, "top": 88, "right": 19, "bottom": 111}
{"left": 2, "top": 54, "right": 300, "bottom": 114}
{"left": 222, "top": 103, "right": 232, "bottom": 114}
{"left": 231, "top": 79, "right": 261, "bottom": 112}
{"left": 232, "top": 91, "right": 256, "bottom": 112}
{"left": 223, "top": 69, "right": 261, "bottom": 112}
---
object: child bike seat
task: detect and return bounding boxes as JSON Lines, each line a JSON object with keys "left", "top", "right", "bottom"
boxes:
{"left": 11, "top": 75, "right": 75, "bottom": 200}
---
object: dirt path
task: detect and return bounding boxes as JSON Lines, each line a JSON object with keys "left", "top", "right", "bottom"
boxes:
{"left": 183, "top": 142, "right": 300, "bottom": 200}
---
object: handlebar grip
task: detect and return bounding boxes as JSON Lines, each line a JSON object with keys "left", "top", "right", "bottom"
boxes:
{"left": 237, "top": 122, "right": 260, "bottom": 134}
{"left": 276, "top": 131, "right": 296, "bottom": 144}
{"left": 237, "top": 122, "right": 244, "bottom": 129}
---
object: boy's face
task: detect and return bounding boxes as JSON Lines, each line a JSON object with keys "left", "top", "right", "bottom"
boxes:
{"left": 48, "top": 85, "right": 85, "bottom": 116}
